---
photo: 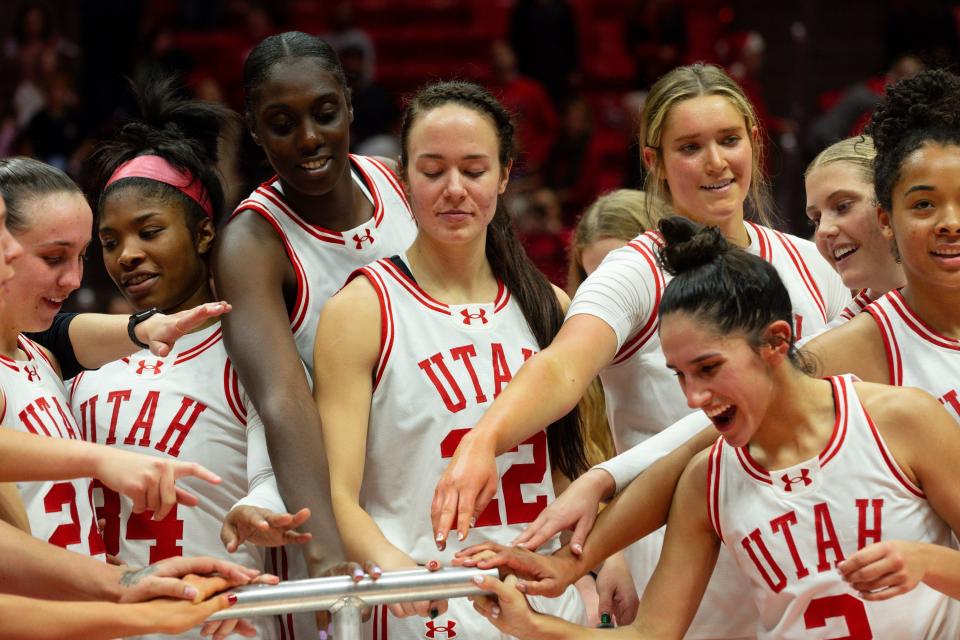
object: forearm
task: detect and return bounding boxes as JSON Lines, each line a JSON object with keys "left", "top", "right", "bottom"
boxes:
{"left": 0, "top": 482, "right": 29, "bottom": 532}
{"left": 67, "top": 313, "right": 137, "bottom": 368}
{"left": 261, "top": 395, "right": 345, "bottom": 573}
{"left": 529, "top": 613, "right": 639, "bottom": 639}
{"left": 0, "top": 519, "right": 123, "bottom": 601}
{"left": 475, "top": 349, "right": 595, "bottom": 455}
{"left": 332, "top": 497, "right": 416, "bottom": 569}
{"left": 920, "top": 543, "right": 960, "bottom": 599}
{"left": 0, "top": 429, "right": 103, "bottom": 482}
{"left": 0, "top": 596, "right": 154, "bottom": 640}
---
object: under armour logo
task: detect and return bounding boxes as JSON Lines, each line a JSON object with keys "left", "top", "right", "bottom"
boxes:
{"left": 353, "top": 229, "right": 375, "bottom": 249}
{"left": 780, "top": 468, "right": 812, "bottom": 491}
{"left": 22, "top": 365, "right": 39, "bottom": 382}
{"left": 460, "top": 308, "right": 488, "bottom": 325}
{"left": 135, "top": 360, "right": 164, "bottom": 376}
{"left": 424, "top": 619, "right": 457, "bottom": 639}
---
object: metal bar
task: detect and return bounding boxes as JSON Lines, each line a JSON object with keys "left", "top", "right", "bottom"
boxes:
{"left": 331, "top": 598, "right": 363, "bottom": 638}
{"left": 207, "top": 566, "right": 498, "bottom": 620}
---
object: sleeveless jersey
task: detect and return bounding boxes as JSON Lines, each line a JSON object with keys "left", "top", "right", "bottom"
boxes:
{"left": 0, "top": 336, "right": 104, "bottom": 559}
{"left": 352, "top": 258, "right": 585, "bottom": 639}
{"left": 866, "top": 289, "right": 960, "bottom": 423}
{"left": 69, "top": 323, "right": 295, "bottom": 640}
{"left": 567, "top": 221, "right": 849, "bottom": 638}
{"left": 708, "top": 375, "right": 960, "bottom": 638}
{"left": 231, "top": 155, "right": 417, "bottom": 372}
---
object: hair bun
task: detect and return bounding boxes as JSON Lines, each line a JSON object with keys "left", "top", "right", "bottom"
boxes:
{"left": 657, "top": 216, "right": 731, "bottom": 275}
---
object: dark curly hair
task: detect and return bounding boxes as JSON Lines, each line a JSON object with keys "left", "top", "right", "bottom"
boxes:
{"left": 658, "top": 216, "right": 812, "bottom": 372}
{"left": 398, "top": 80, "right": 587, "bottom": 479}
{"left": 867, "top": 68, "right": 960, "bottom": 212}
{"left": 87, "top": 74, "right": 233, "bottom": 227}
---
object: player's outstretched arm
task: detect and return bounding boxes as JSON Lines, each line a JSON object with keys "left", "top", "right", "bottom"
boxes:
{"left": 0, "top": 427, "right": 221, "bottom": 520}
{"left": 314, "top": 277, "right": 447, "bottom": 620}
{"left": 214, "top": 215, "right": 344, "bottom": 576}
{"left": 66, "top": 302, "right": 231, "bottom": 368}
{"left": 432, "top": 313, "right": 618, "bottom": 549}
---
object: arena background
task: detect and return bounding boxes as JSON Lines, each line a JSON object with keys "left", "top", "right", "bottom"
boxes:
{"left": 1, "top": 0, "right": 957, "bottom": 312}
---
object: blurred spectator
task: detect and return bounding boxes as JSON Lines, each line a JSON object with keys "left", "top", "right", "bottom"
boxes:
{"left": 720, "top": 31, "right": 796, "bottom": 142}
{"left": 132, "top": 25, "right": 195, "bottom": 88}
{"left": 339, "top": 43, "right": 399, "bottom": 157}
{"left": 508, "top": 0, "right": 579, "bottom": 105}
{"left": 323, "top": 1, "right": 376, "bottom": 82}
{"left": 514, "top": 188, "right": 571, "bottom": 288}
{"left": 623, "top": 0, "right": 687, "bottom": 90}
{"left": 622, "top": 91, "right": 647, "bottom": 190}
{"left": 20, "top": 70, "right": 85, "bottom": 174}
{"left": 489, "top": 40, "right": 558, "bottom": 177}
{"left": 543, "top": 97, "right": 604, "bottom": 219}
{"left": 4, "top": 2, "right": 79, "bottom": 74}
{"left": 808, "top": 54, "right": 923, "bottom": 154}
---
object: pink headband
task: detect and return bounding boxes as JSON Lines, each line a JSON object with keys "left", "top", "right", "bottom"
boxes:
{"left": 105, "top": 155, "right": 213, "bottom": 218}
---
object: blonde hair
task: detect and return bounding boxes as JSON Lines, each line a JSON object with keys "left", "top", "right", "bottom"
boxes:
{"left": 567, "top": 189, "right": 666, "bottom": 465}
{"left": 805, "top": 135, "right": 876, "bottom": 186}
{"left": 567, "top": 189, "right": 666, "bottom": 292}
{"left": 640, "top": 63, "right": 773, "bottom": 225}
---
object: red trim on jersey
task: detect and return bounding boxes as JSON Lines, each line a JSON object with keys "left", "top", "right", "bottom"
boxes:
{"left": 352, "top": 265, "right": 395, "bottom": 390}
{"left": 612, "top": 234, "right": 664, "bottom": 365}
{"left": 0, "top": 353, "right": 18, "bottom": 372}
{"left": 771, "top": 229, "right": 827, "bottom": 323}
{"left": 863, "top": 400, "right": 925, "bottom": 498}
{"left": 886, "top": 289, "right": 960, "bottom": 351}
{"left": 223, "top": 359, "right": 247, "bottom": 425}
{"left": 747, "top": 221, "right": 771, "bottom": 261}
{"left": 349, "top": 154, "right": 385, "bottom": 226}
{"left": 841, "top": 289, "right": 872, "bottom": 320}
{"left": 235, "top": 201, "right": 311, "bottom": 332}
{"left": 493, "top": 279, "right": 510, "bottom": 313}
{"left": 865, "top": 301, "right": 903, "bottom": 386}
{"left": 175, "top": 327, "right": 223, "bottom": 365}
{"left": 258, "top": 183, "right": 347, "bottom": 245}
{"left": 707, "top": 438, "right": 724, "bottom": 542}
{"left": 69, "top": 371, "right": 85, "bottom": 404}
{"left": 735, "top": 446, "right": 772, "bottom": 485}
{"left": 380, "top": 603, "right": 389, "bottom": 639}
{"left": 819, "top": 376, "right": 849, "bottom": 467}
{"left": 20, "top": 336, "right": 55, "bottom": 370}
{"left": 366, "top": 156, "right": 411, "bottom": 211}
{"left": 0, "top": 388, "right": 6, "bottom": 423}
{"left": 379, "top": 258, "right": 451, "bottom": 315}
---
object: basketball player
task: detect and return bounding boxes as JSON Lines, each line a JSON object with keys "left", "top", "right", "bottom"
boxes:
{"left": 214, "top": 31, "right": 418, "bottom": 578}
{"left": 434, "top": 63, "right": 849, "bottom": 637}
{"left": 0, "top": 158, "right": 234, "bottom": 559}
{"left": 470, "top": 217, "right": 960, "bottom": 639}
{"left": 72, "top": 75, "right": 316, "bottom": 640}
{"left": 313, "top": 80, "right": 587, "bottom": 639}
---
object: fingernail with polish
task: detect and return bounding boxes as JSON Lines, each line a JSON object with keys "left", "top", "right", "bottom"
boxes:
{"left": 470, "top": 516, "right": 476, "bottom": 527}
{"left": 184, "top": 586, "right": 198, "bottom": 600}
{"left": 436, "top": 532, "right": 445, "bottom": 542}
{"left": 427, "top": 560, "right": 440, "bottom": 571}
{"left": 492, "top": 606, "right": 500, "bottom": 618}
{"left": 430, "top": 608, "right": 439, "bottom": 619}
{"left": 572, "top": 543, "right": 583, "bottom": 554}
{"left": 457, "top": 531, "right": 466, "bottom": 542}
{"left": 473, "top": 575, "right": 483, "bottom": 585}
{"left": 227, "top": 593, "right": 238, "bottom": 605}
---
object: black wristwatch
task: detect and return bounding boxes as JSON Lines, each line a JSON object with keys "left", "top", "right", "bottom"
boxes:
{"left": 128, "top": 307, "right": 160, "bottom": 350}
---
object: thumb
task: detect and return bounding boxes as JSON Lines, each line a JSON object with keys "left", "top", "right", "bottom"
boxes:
{"left": 220, "top": 521, "right": 240, "bottom": 553}
{"left": 474, "top": 573, "right": 512, "bottom": 598}
{"left": 569, "top": 512, "right": 596, "bottom": 555}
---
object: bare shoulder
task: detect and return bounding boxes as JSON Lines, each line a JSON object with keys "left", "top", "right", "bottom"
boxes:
{"left": 854, "top": 381, "right": 946, "bottom": 434}
{"left": 315, "top": 277, "right": 381, "bottom": 351}
{"left": 213, "top": 213, "right": 290, "bottom": 297}
{"left": 679, "top": 446, "right": 713, "bottom": 495}
{"left": 802, "top": 313, "right": 886, "bottom": 381}
{"left": 551, "top": 283, "right": 571, "bottom": 313}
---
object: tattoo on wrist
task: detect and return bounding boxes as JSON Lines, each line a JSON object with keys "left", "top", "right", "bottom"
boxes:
{"left": 119, "top": 565, "right": 158, "bottom": 587}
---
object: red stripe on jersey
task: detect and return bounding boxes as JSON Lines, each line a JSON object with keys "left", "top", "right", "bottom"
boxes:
{"left": 69, "top": 371, "right": 85, "bottom": 404}
{"left": 381, "top": 603, "right": 389, "bottom": 639}
{"left": 175, "top": 327, "right": 223, "bottom": 365}
{"left": 0, "top": 388, "right": 6, "bottom": 423}
{"left": 0, "top": 354, "right": 17, "bottom": 372}
{"left": 494, "top": 279, "right": 510, "bottom": 313}
{"left": 223, "top": 360, "right": 247, "bottom": 424}
{"left": 379, "top": 259, "right": 451, "bottom": 315}
{"left": 840, "top": 289, "right": 870, "bottom": 320}
{"left": 707, "top": 438, "right": 724, "bottom": 542}
{"left": 887, "top": 289, "right": 960, "bottom": 351}
{"left": 735, "top": 446, "right": 772, "bottom": 485}
{"left": 612, "top": 236, "right": 663, "bottom": 365}
{"left": 864, "top": 402, "right": 924, "bottom": 498}
{"left": 20, "top": 336, "right": 55, "bottom": 370}
{"left": 237, "top": 202, "right": 311, "bottom": 332}
{"left": 772, "top": 230, "right": 827, "bottom": 322}
{"left": 865, "top": 302, "right": 903, "bottom": 386}
{"left": 350, "top": 154, "right": 385, "bottom": 226}
{"left": 366, "top": 156, "right": 411, "bottom": 210}
{"left": 748, "top": 221, "right": 771, "bottom": 261}
{"left": 356, "top": 266, "right": 395, "bottom": 390}
{"left": 819, "top": 376, "right": 848, "bottom": 467}
{"left": 258, "top": 183, "right": 346, "bottom": 245}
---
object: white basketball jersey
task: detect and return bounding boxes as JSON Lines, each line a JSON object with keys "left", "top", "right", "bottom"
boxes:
{"left": 866, "top": 289, "right": 960, "bottom": 423}
{"left": 69, "top": 323, "right": 285, "bottom": 640}
{"left": 231, "top": 155, "right": 417, "bottom": 372}
{"left": 0, "top": 336, "right": 104, "bottom": 559}
{"left": 709, "top": 375, "right": 960, "bottom": 639}
{"left": 567, "top": 222, "right": 848, "bottom": 638}
{"left": 354, "top": 258, "right": 584, "bottom": 639}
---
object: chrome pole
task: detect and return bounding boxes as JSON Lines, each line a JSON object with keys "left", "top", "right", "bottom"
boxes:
{"left": 207, "top": 566, "right": 498, "bottom": 621}
{"left": 330, "top": 596, "right": 363, "bottom": 639}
